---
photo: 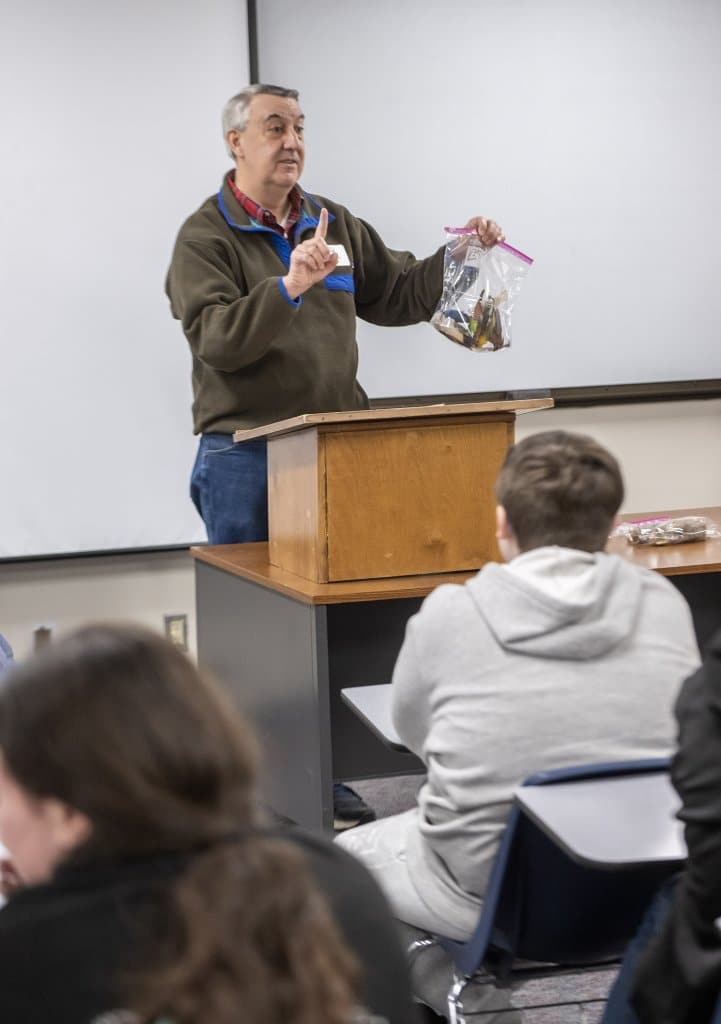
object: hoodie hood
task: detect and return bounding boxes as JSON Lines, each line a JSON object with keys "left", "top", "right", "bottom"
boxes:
{"left": 467, "top": 548, "right": 642, "bottom": 660}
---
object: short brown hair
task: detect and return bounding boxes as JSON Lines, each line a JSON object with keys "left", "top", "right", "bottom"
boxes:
{"left": 495, "top": 430, "right": 624, "bottom": 553}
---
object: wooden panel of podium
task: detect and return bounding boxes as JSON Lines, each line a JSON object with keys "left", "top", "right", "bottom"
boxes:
{"left": 234, "top": 399, "right": 553, "bottom": 583}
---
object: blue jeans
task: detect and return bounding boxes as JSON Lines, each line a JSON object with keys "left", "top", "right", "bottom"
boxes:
{"left": 600, "top": 876, "right": 678, "bottom": 1024}
{"left": 190, "top": 434, "right": 268, "bottom": 544}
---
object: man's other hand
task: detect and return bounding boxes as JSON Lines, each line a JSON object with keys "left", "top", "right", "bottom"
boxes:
{"left": 282, "top": 208, "right": 339, "bottom": 299}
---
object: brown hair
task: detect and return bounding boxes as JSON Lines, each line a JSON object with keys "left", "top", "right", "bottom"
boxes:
{"left": 0, "top": 624, "right": 359, "bottom": 1024}
{"left": 495, "top": 430, "right": 624, "bottom": 553}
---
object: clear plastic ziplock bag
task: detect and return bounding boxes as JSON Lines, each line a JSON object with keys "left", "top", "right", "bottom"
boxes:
{"left": 612, "top": 516, "right": 719, "bottom": 546}
{"left": 431, "top": 228, "right": 533, "bottom": 352}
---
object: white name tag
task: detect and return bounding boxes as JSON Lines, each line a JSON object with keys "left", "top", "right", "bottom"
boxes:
{"left": 327, "top": 243, "right": 351, "bottom": 267}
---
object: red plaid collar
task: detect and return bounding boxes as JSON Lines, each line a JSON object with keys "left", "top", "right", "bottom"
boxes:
{"left": 226, "top": 173, "right": 303, "bottom": 239}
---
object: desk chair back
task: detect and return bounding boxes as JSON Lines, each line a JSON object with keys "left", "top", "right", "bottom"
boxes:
{"left": 439, "top": 759, "right": 682, "bottom": 981}
{"left": 714, "top": 990, "right": 721, "bottom": 1024}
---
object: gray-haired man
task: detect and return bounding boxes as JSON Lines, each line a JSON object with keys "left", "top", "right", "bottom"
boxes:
{"left": 166, "top": 84, "right": 503, "bottom": 828}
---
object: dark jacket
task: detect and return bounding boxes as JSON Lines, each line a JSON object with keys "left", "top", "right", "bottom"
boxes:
{"left": 632, "top": 629, "right": 721, "bottom": 1023}
{"left": 166, "top": 177, "right": 444, "bottom": 434}
{"left": 0, "top": 828, "right": 418, "bottom": 1024}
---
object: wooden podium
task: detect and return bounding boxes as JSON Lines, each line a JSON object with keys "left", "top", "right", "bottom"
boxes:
{"left": 234, "top": 399, "right": 552, "bottom": 583}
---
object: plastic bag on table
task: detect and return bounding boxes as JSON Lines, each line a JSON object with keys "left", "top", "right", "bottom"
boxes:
{"left": 431, "top": 228, "right": 533, "bottom": 352}
{"left": 612, "top": 515, "right": 719, "bottom": 546}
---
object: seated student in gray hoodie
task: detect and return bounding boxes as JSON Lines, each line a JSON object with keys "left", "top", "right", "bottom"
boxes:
{"left": 337, "top": 430, "right": 701, "bottom": 941}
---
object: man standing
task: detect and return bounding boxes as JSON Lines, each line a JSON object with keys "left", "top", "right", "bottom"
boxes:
{"left": 166, "top": 83, "right": 503, "bottom": 828}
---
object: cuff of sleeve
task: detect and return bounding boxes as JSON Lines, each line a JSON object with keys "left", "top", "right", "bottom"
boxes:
{"left": 278, "top": 277, "right": 302, "bottom": 308}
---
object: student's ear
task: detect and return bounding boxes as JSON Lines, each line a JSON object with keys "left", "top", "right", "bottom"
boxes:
{"left": 48, "top": 800, "right": 92, "bottom": 858}
{"left": 496, "top": 504, "right": 511, "bottom": 541}
{"left": 495, "top": 505, "right": 518, "bottom": 562}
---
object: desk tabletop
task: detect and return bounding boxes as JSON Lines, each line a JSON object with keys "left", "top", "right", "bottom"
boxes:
{"left": 341, "top": 685, "right": 405, "bottom": 750}
{"left": 514, "top": 773, "right": 686, "bottom": 868}
{"left": 192, "top": 506, "right": 721, "bottom": 604}
{"left": 608, "top": 506, "right": 721, "bottom": 576}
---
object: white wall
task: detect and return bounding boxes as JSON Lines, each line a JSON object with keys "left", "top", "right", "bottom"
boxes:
{"left": 0, "top": 0, "right": 249, "bottom": 559}
{"left": 257, "top": 0, "right": 721, "bottom": 398}
{"left": 2, "top": 398, "right": 719, "bottom": 662}
{"left": 516, "top": 398, "right": 721, "bottom": 513}
{"left": 0, "top": 550, "right": 196, "bottom": 662}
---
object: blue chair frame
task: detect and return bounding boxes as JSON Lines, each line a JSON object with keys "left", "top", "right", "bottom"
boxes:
{"left": 713, "top": 991, "right": 721, "bottom": 1024}
{"left": 411, "top": 758, "right": 684, "bottom": 1023}
{"left": 713, "top": 918, "right": 721, "bottom": 1024}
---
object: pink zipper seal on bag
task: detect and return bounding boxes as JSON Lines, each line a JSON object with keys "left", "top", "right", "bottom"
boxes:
{"left": 497, "top": 241, "right": 534, "bottom": 265}
{"left": 442, "top": 227, "right": 534, "bottom": 265}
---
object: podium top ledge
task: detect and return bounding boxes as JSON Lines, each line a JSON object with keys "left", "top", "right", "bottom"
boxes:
{"left": 232, "top": 397, "right": 554, "bottom": 443}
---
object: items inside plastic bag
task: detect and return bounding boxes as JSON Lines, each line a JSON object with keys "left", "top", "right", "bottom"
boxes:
{"left": 431, "top": 228, "right": 533, "bottom": 352}
{"left": 612, "top": 516, "right": 719, "bottom": 546}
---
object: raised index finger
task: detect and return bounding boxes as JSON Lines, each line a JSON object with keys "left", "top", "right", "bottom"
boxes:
{"left": 314, "top": 207, "right": 328, "bottom": 240}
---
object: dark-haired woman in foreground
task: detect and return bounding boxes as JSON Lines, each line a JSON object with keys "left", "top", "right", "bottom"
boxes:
{"left": 0, "top": 624, "right": 417, "bottom": 1024}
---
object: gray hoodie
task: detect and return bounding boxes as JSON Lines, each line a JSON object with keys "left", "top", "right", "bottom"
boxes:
{"left": 391, "top": 548, "right": 700, "bottom": 939}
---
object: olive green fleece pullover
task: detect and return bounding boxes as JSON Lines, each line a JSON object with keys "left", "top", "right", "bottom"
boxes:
{"left": 166, "top": 176, "right": 445, "bottom": 434}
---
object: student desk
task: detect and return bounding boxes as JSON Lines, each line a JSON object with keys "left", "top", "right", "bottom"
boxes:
{"left": 192, "top": 505, "right": 721, "bottom": 832}
{"left": 606, "top": 505, "right": 721, "bottom": 651}
{"left": 340, "top": 685, "right": 405, "bottom": 751}
{"left": 514, "top": 773, "right": 686, "bottom": 868}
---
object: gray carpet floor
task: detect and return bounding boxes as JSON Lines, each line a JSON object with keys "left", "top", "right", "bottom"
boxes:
{"left": 349, "top": 774, "right": 618, "bottom": 1024}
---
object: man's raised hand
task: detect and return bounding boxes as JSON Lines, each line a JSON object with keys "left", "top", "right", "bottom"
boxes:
{"left": 282, "top": 207, "right": 339, "bottom": 300}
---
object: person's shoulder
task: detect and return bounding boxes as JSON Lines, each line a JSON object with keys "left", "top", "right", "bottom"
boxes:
{"left": 300, "top": 189, "right": 358, "bottom": 226}
{"left": 0, "top": 859, "right": 166, "bottom": 928}
{"left": 0, "top": 871, "right": 150, "bottom": 1021}
{"left": 413, "top": 570, "right": 500, "bottom": 625}
{"left": 621, "top": 555, "right": 692, "bottom": 605}
{"left": 609, "top": 557, "right": 701, "bottom": 639}
{"left": 301, "top": 189, "right": 342, "bottom": 211}
{"left": 175, "top": 191, "right": 227, "bottom": 243}
{"left": 609, "top": 555, "right": 699, "bottom": 657}
{"left": 422, "top": 580, "right": 472, "bottom": 613}
{"left": 0, "top": 877, "right": 86, "bottom": 950}
{"left": 601, "top": 551, "right": 678, "bottom": 594}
